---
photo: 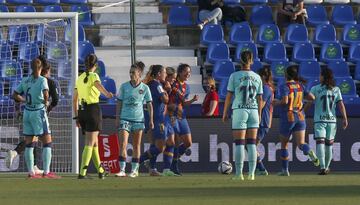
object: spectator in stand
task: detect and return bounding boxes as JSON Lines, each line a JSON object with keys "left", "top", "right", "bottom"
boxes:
{"left": 202, "top": 76, "right": 219, "bottom": 117}
{"left": 197, "top": 0, "right": 224, "bottom": 30}
{"left": 277, "top": 0, "right": 307, "bottom": 28}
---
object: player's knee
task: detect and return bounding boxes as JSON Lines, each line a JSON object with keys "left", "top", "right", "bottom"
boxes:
{"left": 184, "top": 141, "right": 192, "bottom": 148}
{"left": 325, "top": 139, "right": 334, "bottom": 146}
{"left": 26, "top": 142, "right": 36, "bottom": 148}
{"left": 43, "top": 142, "right": 52, "bottom": 148}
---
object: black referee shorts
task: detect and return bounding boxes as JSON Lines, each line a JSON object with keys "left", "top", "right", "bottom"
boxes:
{"left": 78, "top": 103, "right": 102, "bottom": 134}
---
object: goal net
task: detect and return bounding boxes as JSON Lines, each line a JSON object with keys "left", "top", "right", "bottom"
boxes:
{"left": 0, "top": 13, "right": 79, "bottom": 173}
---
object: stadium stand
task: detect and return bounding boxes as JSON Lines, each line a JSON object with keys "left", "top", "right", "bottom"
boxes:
{"left": 292, "top": 42, "right": 316, "bottom": 63}
{"left": 96, "top": 60, "right": 107, "bottom": 79}
{"left": 212, "top": 60, "right": 235, "bottom": 81}
{"left": 0, "top": 60, "right": 22, "bottom": 82}
{"left": 0, "top": 42, "right": 12, "bottom": 60}
{"left": 328, "top": 61, "right": 351, "bottom": 78}
{"left": 331, "top": 4, "right": 357, "bottom": 26}
{"left": 78, "top": 41, "right": 95, "bottom": 65}
{"left": 284, "top": 23, "right": 309, "bottom": 45}
{"left": 0, "top": 5, "right": 9, "bottom": 12}
{"left": 342, "top": 24, "right": 360, "bottom": 45}
{"left": 200, "top": 24, "right": 225, "bottom": 46}
{"left": 47, "top": 42, "right": 69, "bottom": 61}
{"left": 168, "top": 5, "right": 193, "bottom": 26}
{"left": 43, "top": 5, "right": 64, "bottom": 12}
{"left": 306, "top": 5, "right": 329, "bottom": 26}
{"left": 320, "top": 42, "right": 344, "bottom": 63}
{"left": 60, "top": 0, "right": 87, "bottom": 4}
{"left": 234, "top": 42, "right": 260, "bottom": 62}
{"left": 229, "top": 22, "right": 253, "bottom": 45}
{"left": 34, "top": 0, "right": 60, "bottom": 4}
{"left": 8, "top": 25, "right": 30, "bottom": 45}
{"left": 314, "top": 24, "right": 337, "bottom": 44}
{"left": 270, "top": 60, "right": 289, "bottom": 82}
{"left": 257, "top": 24, "right": 281, "bottom": 44}
{"left": 348, "top": 43, "right": 360, "bottom": 63}
{"left": 250, "top": 5, "right": 274, "bottom": 26}
{"left": 263, "top": 42, "right": 288, "bottom": 63}
{"left": 70, "top": 4, "right": 94, "bottom": 26}
{"left": 206, "top": 42, "right": 230, "bottom": 64}
{"left": 299, "top": 61, "right": 321, "bottom": 79}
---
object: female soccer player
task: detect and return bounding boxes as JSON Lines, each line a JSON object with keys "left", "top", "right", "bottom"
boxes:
{"left": 13, "top": 58, "right": 60, "bottom": 179}
{"left": 169, "top": 64, "right": 199, "bottom": 175}
{"left": 73, "top": 54, "right": 113, "bottom": 179}
{"left": 273, "top": 65, "right": 319, "bottom": 176}
{"left": 222, "top": 51, "right": 263, "bottom": 181}
{"left": 256, "top": 67, "right": 274, "bottom": 176}
{"left": 115, "top": 64, "right": 153, "bottom": 178}
{"left": 306, "top": 67, "right": 348, "bottom": 175}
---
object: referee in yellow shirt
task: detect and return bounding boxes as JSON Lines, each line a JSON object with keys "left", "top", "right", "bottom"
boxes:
{"left": 73, "top": 54, "right": 113, "bottom": 179}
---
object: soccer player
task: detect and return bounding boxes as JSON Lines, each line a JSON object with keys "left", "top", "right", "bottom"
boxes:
{"left": 12, "top": 58, "right": 60, "bottom": 179}
{"left": 73, "top": 54, "right": 113, "bottom": 179}
{"left": 256, "top": 67, "right": 274, "bottom": 176}
{"left": 306, "top": 67, "right": 348, "bottom": 175}
{"left": 168, "top": 64, "right": 199, "bottom": 175}
{"left": 115, "top": 64, "right": 153, "bottom": 178}
{"left": 273, "top": 65, "right": 319, "bottom": 176}
{"left": 6, "top": 55, "right": 59, "bottom": 173}
{"left": 222, "top": 51, "right": 263, "bottom": 181}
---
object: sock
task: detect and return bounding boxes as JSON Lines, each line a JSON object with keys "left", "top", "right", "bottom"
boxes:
{"left": 149, "top": 144, "right": 157, "bottom": 169}
{"left": 131, "top": 158, "right": 139, "bottom": 172}
{"left": 92, "top": 146, "right": 105, "bottom": 174}
{"left": 299, "top": 144, "right": 310, "bottom": 155}
{"left": 173, "top": 146, "right": 179, "bottom": 160}
{"left": 140, "top": 145, "right": 161, "bottom": 166}
{"left": 234, "top": 139, "right": 245, "bottom": 176}
{"left": 316, "top": 140, "right": 326, "bottom": 169}
{"left": 325, "top": 140, "right": 334, "bottom": 169}
{"left": 15, "top": 140, "right": 26, "bottom": 155}
{"left": 246, "top": 139, "right": 257, "bottom": 176}
{"left": 171, "top": 146, "right": 179, "bottom": 171}
{"left": 280, "top": 149, "right": 289, "bottom": 171}
{"left": 256, "top": 156, "right": 266, "bottom": 171}
{"left": 24, "top": 143, "right": 35, "bottom": 175}
{"left": 163, "top": 145, "right": 174, "bottom": 170}
{"left": 178, "top": 143, "right": 188, "bottom": 156}
{"left": 33, "top": 146, "right": 38, "bottom": 167}
{"left": 79, "top": 145, "right": 93, "bottom": 176}
{"left": 42, "top": 143, "right": 52, "bottom": 174}
{"left": 119, "top": 156, "right": 126, "bottom": 172}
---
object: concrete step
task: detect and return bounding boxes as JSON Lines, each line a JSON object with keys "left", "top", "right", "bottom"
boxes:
{"left": 99, "top": 25, "right": 167, "bottom": 36}
{"left": 93, "top": 13, "right": 163, "bottom": 25}
{"left": 89, "top": 0, "right": 157, "bottom": 3}
{"left": 100, "top": 35, "right": 169, "bottom": 47}
{"left": 96, "top": 48, "right": 196, "bottom": 57}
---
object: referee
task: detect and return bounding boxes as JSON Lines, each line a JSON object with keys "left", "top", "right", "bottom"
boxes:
{"left": 73, "top": 54, "right": 113, "bottom": 179}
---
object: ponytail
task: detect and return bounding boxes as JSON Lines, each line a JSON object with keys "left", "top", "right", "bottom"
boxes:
{"left": 321, "top": 67, "right": 336, "bottom": 90}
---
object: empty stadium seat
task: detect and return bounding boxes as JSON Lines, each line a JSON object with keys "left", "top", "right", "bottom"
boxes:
{"left": 18, "top": 42, "right": 40, "bottom": 62}
{"left": 9, "top": 25, "right": 30, "bottom": 45}
{"left": 229, "top": 22, "right": 253, "bottom": 45}
{"left": 7, "top": 0, "right": 32, "bottom": 4}
{"left": 100, "top": 77, "right": 116, "bottom": 102}
{"left": 264, "top": 43, "right": 288, "bottom": 63}
{"left": 331, "top": 5, "right": 356, "bottom": 26}
{"left": 354, "top": 63, "right": 360, "bottom": 80}
{"left": 328, "top": 61, "right": 350, "bottom": 78}
{"left": 342, "top": 96, "right": 360, "bottom": 104}
{"left": 60, "top": 0, "right": 87, "bottom": 3}
{"left": 200, "top": 24, "right": 225, "bottom": 46}
{"left": 250, "top": 5, "right": 274, "bottom": 26}
{"left": 43, "top": 5, "right": 63, "bottom": 12}
{"left": 218, "top": 78, "right": 229, "bottom": 100}
{"left": 35, "top": 0, "right": 60, "bottom": 4}
{"left": 65, "top": 24, "right": 86, "bottom": 43}
{"left": 320, "top": 42, "right": 344, "bottom": 63}
{"left": 168, "top": 5, "right": 193, "bottom": 26}
{"left": 251, "top": 60, "right": 263, "bottom": 72}
{"left": 305, "top": 78, "right": 320, "bottom": 93}
{"left": 257, "top": 24, "right": 281, "bottom": 44}
{"left": 160, "top": 0, "right": 186, "bottom": 4}
{"left": 186, "top": 0, "right": 197, "bottom": 4}
{"left": 303, "top": 0, "right": 323, "bottom": 3}
{"left": 0, "top": 5, "right": 9, "bottom": 12}
{"left": 306, "top": 5, "right": 329, "bottom": 26}
{"left": 224, "top": 0, "right": 241, "bottom": 4}
{"left": 15, "top": 5, "right": 36, "bottom": 12}
{"left": 0, "top": 60, "right": 22, "bottom": 81}
{"left": 335, "top": 77, "right": 357, "bottom": 97}
{"left": 314, "top": 24, "right": 337, "bottom": 44}
{"left": 342, "top": 24, "right": 360, "bottom": 45}
{"left": 47, "top": 42, "right": 68, "bottom": 61}
{"left": 271, "top": 60, "right": 289, "bottom": 81}
{"left": 284, "top": 24, "right": 309, "bottom": 45}
{"left": 57, "top": 61, "right": 71, "bottom": 80}
{"left": 292, "top": 42, "right": 316, "bottom": 63}
{"left": 35, "top": 25, "right": 58, "bottom": 45}
{"left": 206, "top": 43, "right": 230, "bottom": 64}
{"left": 70, "top": 5, "right": 94, "bottom": 26}
{"left": 96, "top": 60, "right": 106, "bottom": 79}
{"left": 0, "top": 42, "right": 12, "bottom": 60}
{"left": 299, "top": 61, "right": 320, "bottom": 79}
{"left": 234, "top": 42, "right": 260, "bottom": 62}
{"left": 78, "top": 41, "right": 95, "bottom": 65}
{"left": 212, "top": 60, "right": 235, "bottom": 81}
{"left": 243, "top": 0, "right": 268, "bottom": 4}
{"left": 349, "top": 43, "right": 360, "bottom": 63}
{"left": 324, "top": 0, "right": 350, "bottom": 4}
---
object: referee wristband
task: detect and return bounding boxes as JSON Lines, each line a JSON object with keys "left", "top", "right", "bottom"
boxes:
{"left": 73, "top": 116, "right": 78, "bottom": 120}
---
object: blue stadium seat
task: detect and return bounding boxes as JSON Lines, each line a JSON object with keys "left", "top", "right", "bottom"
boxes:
{"left": 168, "top": 5, "right": 193, "bottom": 26}
{"left": 306, "top": 5, "right": 329, "bottom": 26}
{"left": 342, "top": 24, "right": 360, "bottom": 45}
{"left": 250, "top": 5, "right": 274, "bottom": 26}
{"left": 292, "top": 42, "right": 316, "bottom": 63}
{"left": 299, "top": 61, "right": 320, "bottom": 79}
{"left": 331, "top": 5, "right": 357, "bottom": 26}
{"left": 35, "top": 0, "right": 60, "bottom": 4}
{"left": 229, "top": 22, "right": 253, "bottom": 45}
{"left": 0, "top": 42, "right": 12, "bottom": 60}
{"left": 0, "top": 60, "right": 22, "bottom": 81}
{"left": 355, "top": 63, "right": 360, "bottom": 80}
{"left": 18, "top": 42, "right": 40, "bottom": 62}
{"left": 70, "top": 5, "right": 94, "bottom": 26}
{"left": 206, "top": 43, "right": 230, "bottom": 64}
{"left": 335, "top": 77, "right": 357, "bottom": 97}
{"left": 349, "top": 43, "right": 360, "bottom": 63}
{"left": 100, "top": 77, "right": 116, "bottom": 102}
{"left": 320, "top": 42, "right": 344, "bottom": 63}
{"left": 257, "top": 24, "right": 281, "bottom": 44}
{"left": 234, "top": 42, "right": 260, "bottom": 62}
{"left": 43, "top": 5, "right": 63, "bottom": 12}
{"left": 314, "top": 24, "right": 337, "bottom": 45}
{"left": 9, "top": 25, "right": 30, "bottom": 45}
{"left": 251, "top": 60, "right": 263, "bottom": 72}
{"left": 7, "top": 0, "right": 33, "bottom": 4}
{"left": 35, "top": 25, "right": 58, "bottom": 45}
{"left": 305, "top": 78, "right": 320, "bottom": 93}
{"left": 328, "top": 61, "right": 350, "bottom": 78}
{"left": 270, "top": 60, "right": 289, "bottom": 82}
{"left": 96, "top": 60, "right": 106, "bottom": 79}
{"left": 218, "top": 78, "right": 229, "bottom": 100}
{"left": 342, "top": 96, "right": 360, "bottom": 104}
{"left": 284, "top": 24, "right": 309, "bottom": 45}
{"left": 186, "top": 0, "right": 197, "bottom": 4}
{"left": 212, "top": 60, "right": 235, "bottom": 81}
{"left": 57, "top": 61, "right": 71, "bottom": 80}
{"left": 200, "top": 24, "right": 225, "bottom": 46}
{"left": 65, "top": 24, "right": 86, "bottom": 43}
{"left": 160, "top": 0, "right": 186, "bottom": 4}
{"left": 15, "top": 5, "right": 36, "bottom": 12}
{"left": 60, "top": 0, "right": 87, "bottom": 3}
{"left": 0, "top": 5, "right": 9, "bottom": 12}
{"left": 264, "top": 42, "right": 288, "bottom": 63}
{"left": 47, "top": 42, "right": 68, "bottom": 61}
{"left": 78, "top": 41, "right": 95, "bottom": 65}
{"left": 224, "top": 0, "right": 241, "bottom": 4}
{"left": 243, "top": 0, "right": 268, "bottom": 4}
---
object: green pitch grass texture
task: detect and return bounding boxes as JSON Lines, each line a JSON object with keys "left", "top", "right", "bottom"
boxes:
{"left": 0, "top": 173, "right": 359, "bottom": 205}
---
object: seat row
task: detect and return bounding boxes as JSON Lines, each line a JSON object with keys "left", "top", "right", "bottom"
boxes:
{"left": 0, "top": 0, "right": 87, "bottom": 4}
{"left": 161, "top": 0, "right": 360, "bottom": 4}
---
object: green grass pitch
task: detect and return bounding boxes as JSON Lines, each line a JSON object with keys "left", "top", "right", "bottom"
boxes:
{"left": 0, "top": 173, "right": 359, "bottom": 205}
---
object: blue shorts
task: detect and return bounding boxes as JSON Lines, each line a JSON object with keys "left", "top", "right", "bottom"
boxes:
{"left": 257, "top": 127, "right": 269, "bottom": 142}
{"left": 23, "top": 107, "right": 51, "bottom": 136}
{"left": 174, "top": 118, "right": 191, "bottom": 136}
{"left": 118, "top": 119, "right": 145, "bottom": 133}
{"left": 314, "top": 122, "right": 337, "bottom": 141}
{"left": 232, "top": 109, "right": 259, "bottom": 130}
{"left": 152, "top": 121, "right": 166, "bottom": 140}
{"left": 279, "top": 115, "right": 306, "bottom": 138}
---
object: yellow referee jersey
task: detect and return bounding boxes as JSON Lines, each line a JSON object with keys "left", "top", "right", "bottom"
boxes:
{"left": 75, "top": 71, "right": 101, "bottom": 105}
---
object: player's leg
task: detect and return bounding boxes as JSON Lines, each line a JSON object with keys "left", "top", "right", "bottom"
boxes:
{"left": 325, "top": 123, "right": 336, "bottom": 173}
{"left": 78, "top": 131, "right": 95, "bottom": 178}
{"left": 171, "top": 118, "right": 191, "bottom": 175}
{"left": 314, "top": 123, "right": 326, "bottom": 174}
{"left": 129, "top": 129, "right": 143, "bottom": 178}
{"left": 116, "top": 128, "right": 129, "bottom": 177}
{"left": 278, "top": 135, "right": 290, "bottom": 176}
{"left": 246, "top": 110, "right": 260, "bottom": 180}
{"left": 231, "top": 109, "right": 247, "bottom": 180}
{"left": 92, "top": 131, "right": 106, "bottom": 179}
{"left": 163, "top": 133, "right": 177, "bottom": 176}
{"left": 255, "top": 128, "right": 269, "bottom": 176}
